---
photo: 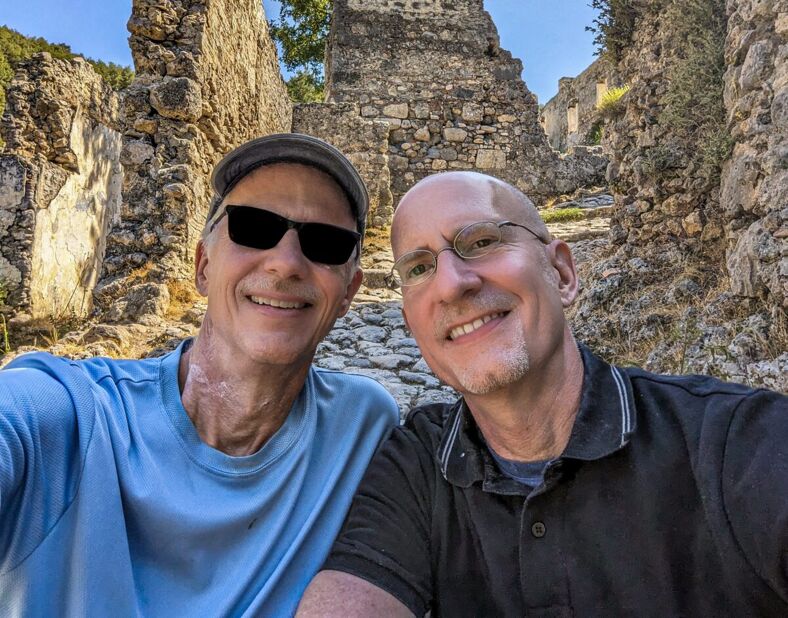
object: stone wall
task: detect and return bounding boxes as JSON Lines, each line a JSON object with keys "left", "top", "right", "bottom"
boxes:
{"left": 100, "top": 0, "right": 291, "bottom": 291}
{"left": 603, "top": 5, "right": 726, "bottom": 252}
{"left": 317, "top": 0, "right": 606, "bottom": 209}
{"left": 570, "top": 0, "right": 786, "bottom": 388}
{"left": 292, "top": 102, "right": 393, "bottom": 227}
{"left": 721, "top": 0, "right": 787, "bottom": 308}
{"left": 541, "top": 58, "right": 619, "bottom": 151}
{"left": 0, "top": 54, "right": 122, "bottom": 318}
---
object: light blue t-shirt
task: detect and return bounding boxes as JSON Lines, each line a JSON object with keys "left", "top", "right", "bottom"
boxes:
{"left": 0, "top": 341, "right": 399, "bottom": 617}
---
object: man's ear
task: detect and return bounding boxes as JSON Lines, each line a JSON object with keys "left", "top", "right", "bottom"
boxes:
{"left": 195, "top": 239, "right": 210, "bottom": 297}
{"left": 337, "top": 267, "right": 364, "bottom": 317}
{"left": 547, "top": 240, "right": 579, "bottom": 307}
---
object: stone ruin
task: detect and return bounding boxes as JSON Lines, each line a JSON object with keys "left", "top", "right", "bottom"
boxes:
{"left": 293, "top": 0, "right": 608, "bottom": 208}
{"left": 0, "top": 0, "right": 291, "bottom": 320}
{"left": 0, "top": 56, "right": 122, "bottom": 318}
{"left": 0, "top": 0, "right": 608, "bottom": 321}
{"left": 541, "top": 58, "right": 621, "bottom": 152}
{"left": 569, "top": 0, "right": 786, "bottom": 389}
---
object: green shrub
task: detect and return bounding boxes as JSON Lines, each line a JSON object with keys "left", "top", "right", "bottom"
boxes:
{"left": 596, "top": 84, "right": 630, "bottom": 117}
{"left": 286, "top": 70, "right": 324, "bottom": 103}
{"left": 658, "top": 0, "right": 729, "bottom": 180}
{"left": 587, "top": 0, "right": 641, "bottom": 61}
{"left": 542, "top": 207, "right": 586, "bottom": 223}
{"left": 586, "top": 121, "right": 604, "bottom": 145}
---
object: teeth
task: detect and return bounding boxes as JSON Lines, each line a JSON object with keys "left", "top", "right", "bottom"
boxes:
{"left": 249, "top": 295, "right": 306, "bottom": 309}
{"left": 449, "top": 312, "right": 504, "bottom": 341}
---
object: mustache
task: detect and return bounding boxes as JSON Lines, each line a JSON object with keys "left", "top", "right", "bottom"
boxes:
{"left": 239, "top": 276, "right": 319, "bottom": 304}
{"left": 432, "top": 289, "right": 513, "bottom": 337}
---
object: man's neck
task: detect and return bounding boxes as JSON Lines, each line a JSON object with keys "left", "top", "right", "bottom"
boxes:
{"left": 464, "top": 330, "right": 584, "bottom": 463}
{"left": 177, "top": 335, "right": 312, "bottom": 457}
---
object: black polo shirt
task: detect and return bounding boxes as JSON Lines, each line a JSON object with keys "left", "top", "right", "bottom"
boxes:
{"left": 324, "top": 345, "right": 788, "bottom": 617}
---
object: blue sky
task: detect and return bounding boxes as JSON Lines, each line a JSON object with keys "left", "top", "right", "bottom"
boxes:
{"left": 0, "top": 0, "right": 599, "bottom": 104}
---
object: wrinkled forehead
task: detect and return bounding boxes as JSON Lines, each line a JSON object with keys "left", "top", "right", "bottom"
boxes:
{"left": 392, "top": 174, "right": 520, "bottom": 256}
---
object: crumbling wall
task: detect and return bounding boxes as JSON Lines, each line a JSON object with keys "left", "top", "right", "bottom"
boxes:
{"left": 318, "top": 0, "right": 606, "bottom": 210}
{"left": 570, "top": 0, "right": 786, "bottom": 390}
{"left": 721, "top": 0, "right": 787, "bottom": 308}
{"left": 0, "top": 53, "right": 122, "bottom": 318}
{"left": 101, "top": 0, "right": 291, "bottom": 292}
{"left": 292, "top": 102, "right": 393, "bottom": 227}
{"left": 542, "top": 58, "right": 618, "bottom": 151}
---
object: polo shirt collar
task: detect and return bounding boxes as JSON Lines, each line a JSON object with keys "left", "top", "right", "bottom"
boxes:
{"left": 436, "top": 344, "right": 637, "bottom": 488}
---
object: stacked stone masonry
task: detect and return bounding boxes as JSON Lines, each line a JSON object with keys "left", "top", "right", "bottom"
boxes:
{"left": 721, "top": 0, "right": 788, "bottom": 307}
{"left": 292, "top": 102, "right": 394, "bottom": 227}
{"left": 100, "top": 0, "right": 291, "bottom": 296}
{"left": 320, "top": 0, "right": 607, "bottom": 209}
{"left": 541, "top": 58, "right": 621, "bottom": 152}
{"left": 0, "top": 54, "right": 122, "bottom": 318}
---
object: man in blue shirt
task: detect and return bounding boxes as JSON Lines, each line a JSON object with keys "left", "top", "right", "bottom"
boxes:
{"left": 0, "top": 134, "right": 399, "bottom": 616}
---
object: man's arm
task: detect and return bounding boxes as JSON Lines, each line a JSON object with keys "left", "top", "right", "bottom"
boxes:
{"left": 298, "top": 570, "right": 414, "bottom": 617}
{"left": 0, "top": 356, "right": 87, "bottom": 568}
{"left": 297, "top": 415, "right": 438, "bottom": 616}
{"left": 721, "top": 389, "right": 788, "bottom": 601}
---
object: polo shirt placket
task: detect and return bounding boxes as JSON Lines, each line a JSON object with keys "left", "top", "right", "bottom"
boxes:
{"left": 435, "top": 352, "right": 635, "bottom": 616}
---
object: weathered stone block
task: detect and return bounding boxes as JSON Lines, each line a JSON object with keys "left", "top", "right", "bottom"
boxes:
{"left": 475, "top": 149, "right": 507, "bottom": 169}
{"left": 413, "top": 126, "right": 431, "bottom": 141}
{"left": 149, "top": 77, "right": 203, "bottom": 122}
{"left": 383, "top": 103, "right": 409, "bottom": 119}
{"left": 443, "top": 128, "right": 468, "bottom": 142}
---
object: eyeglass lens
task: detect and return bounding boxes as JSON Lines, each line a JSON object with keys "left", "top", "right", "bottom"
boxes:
{"left": 392, "top": 221, "right": 505, "bottom": 286}
{"left": 225, "top": 206, "right": 359, "bottom": 265}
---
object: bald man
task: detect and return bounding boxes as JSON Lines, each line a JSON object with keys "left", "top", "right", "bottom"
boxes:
{"left": 298, "top": 172, "right": 788, "bottom": 617}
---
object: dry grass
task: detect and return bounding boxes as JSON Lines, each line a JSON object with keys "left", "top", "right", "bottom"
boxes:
{"left": 166, "top": 278, "right": 203, "bottom": 321}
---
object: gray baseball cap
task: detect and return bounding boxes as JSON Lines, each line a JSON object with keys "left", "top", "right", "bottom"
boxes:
{"left": 209, "top": 133, "right": 369, "bottom": 237}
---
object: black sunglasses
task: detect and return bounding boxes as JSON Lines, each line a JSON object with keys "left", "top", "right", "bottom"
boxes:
{"left": 212, "top": 205, "right": 361, "bottom": 265}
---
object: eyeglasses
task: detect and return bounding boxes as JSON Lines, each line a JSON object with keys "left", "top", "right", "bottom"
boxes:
{"left": 387, "top": 220, "right": 548, "bottom": 288}
{"left": 211, "top": 205, "right": 361, "bottom": 265}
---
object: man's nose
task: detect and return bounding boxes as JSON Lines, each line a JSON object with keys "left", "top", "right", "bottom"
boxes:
{"left": 431, "top": 249, "right": 483, "bottom": 304}
{"left": 262, "top": 229, "right": 309, "bottom": 278}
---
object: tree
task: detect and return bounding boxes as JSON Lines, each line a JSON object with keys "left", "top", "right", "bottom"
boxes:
{"left": 268, "top": 0, "right": 332, "bottom": 102}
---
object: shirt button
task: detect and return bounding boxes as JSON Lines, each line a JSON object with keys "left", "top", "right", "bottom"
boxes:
{"left": 531, "top": 522, "right": 546, "bottom": 538}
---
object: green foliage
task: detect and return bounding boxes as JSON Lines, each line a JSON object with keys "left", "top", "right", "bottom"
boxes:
{"left": 658, "top": 0, "right": 730, "bottom": 180}
{"left": 0, "top": 314, "right": 8, "bottom": 356}
{"left": 586, "top": 121, "right": 604, "bottom": 145}
{"left": 586, "top": 0, "right": 640, "bottom": 60}
{"left": 541, "top": 207, "right": 585, "bottom": 223}
{"left": 89, "top": 59, "right": 134, "bottom": 90}
{"left": 596, "top": 84, "right": 630, "bottom": 116}
{"left": 286, "top": 70, "right": 324, "bottom": 103}
{"left": 269, "top": 0, "right": 331, "bottom": 90}
{"left": 0, "top": 25, "right": 134, "bottom": 138}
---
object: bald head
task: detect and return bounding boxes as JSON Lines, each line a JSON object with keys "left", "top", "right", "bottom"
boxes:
{"left": 391, "top": 172, "right": 549, "bottom": 257}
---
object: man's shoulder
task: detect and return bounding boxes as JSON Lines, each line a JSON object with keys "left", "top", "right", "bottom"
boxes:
{"left": 310, "top": 367, "right": 401, "bottom": 423}
{"left": 394, "top": 400, "right": 459, "bottom": 454}
{"left": 5, "top": 349, "right": 163, "bottom": 391}
{"left": 622, "top": 364, "right": 781, "bottom": 408}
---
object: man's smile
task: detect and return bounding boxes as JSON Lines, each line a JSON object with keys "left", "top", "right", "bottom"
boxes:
{"left": 447, "top": 311, "right": 508, "bottom": 341}
{"left": 248, "top": 294, "right": 310, "bottom": 310}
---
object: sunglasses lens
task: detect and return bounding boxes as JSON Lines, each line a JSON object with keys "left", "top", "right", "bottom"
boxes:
{"left": 225, "top": 206, "right": 358, "bottom": 265}
{"left": 227, "top": 207, "right": 287, "bottom": 250}
{"left": 299, "top": 224, "right": 358, "bottom": 265}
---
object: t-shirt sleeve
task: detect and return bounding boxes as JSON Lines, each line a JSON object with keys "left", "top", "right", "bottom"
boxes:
{"left": 0, "top": 354, "right": 92, "bottom": 570}
{"left": 721, "top": 389, "right": 788, "bottom": 602}
{"left": 323, "top": 423, "right": 435, "bottom": 616}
